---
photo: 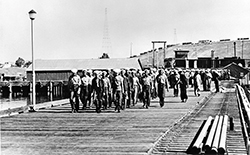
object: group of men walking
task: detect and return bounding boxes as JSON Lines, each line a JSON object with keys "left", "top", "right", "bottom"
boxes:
{"left": 68, "top": 67, "right": 224, "bottom": 113}
{"left": 68, "top": 68, "right": 169, "bottom": 113}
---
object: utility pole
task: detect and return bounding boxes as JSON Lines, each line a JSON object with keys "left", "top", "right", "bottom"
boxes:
{"left": 130, "top": 42, "right": 133, "bottom": 57}
{"left": 163, "top": 42, "right": 166, "bottom": 68}
{"left": 242, "top": 41, "right": 244, "bottom": 59}
{"left": 152, "top": 43, "right": 155, "bottom": 68}
{"left": 233, "top": 42, "right": 236, "bottom": 57}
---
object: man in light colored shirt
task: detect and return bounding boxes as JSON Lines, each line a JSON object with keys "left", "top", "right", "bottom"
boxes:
{"left": 80, "top": 70, "right": 89, "bottom": 110}
{"left": 142, "top": 70, "right": 152, "bottom": 108}
{"left": 131, "top": 71, "right": 141, "bottom": 106}
{"left": 194, "top": 70, "right": 202, "bottom": 96}
{"left": 102, "top": 71, "right": 111, "bottom": 110}
{"left": 87, "top": 70, "right": 93, "bottom": 107}
{"left": 114, "top": 69, "right": 124, "bottom": 113}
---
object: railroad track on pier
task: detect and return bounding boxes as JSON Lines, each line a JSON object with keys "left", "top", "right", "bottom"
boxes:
{"left": 149, "top": 81, "right": 247, "bottom": 155}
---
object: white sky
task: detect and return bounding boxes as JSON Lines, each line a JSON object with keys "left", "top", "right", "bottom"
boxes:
{"left": 1, "top": 0, "right": 250, "bottom": 63}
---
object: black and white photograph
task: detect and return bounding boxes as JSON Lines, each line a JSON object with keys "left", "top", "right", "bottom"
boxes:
{"left": 1, "top": 0, "right": 250, "bottom": 154}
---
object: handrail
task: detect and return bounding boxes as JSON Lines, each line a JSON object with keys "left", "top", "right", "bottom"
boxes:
{"left": 236, "top": 84, "right": 250, "bottom": 155}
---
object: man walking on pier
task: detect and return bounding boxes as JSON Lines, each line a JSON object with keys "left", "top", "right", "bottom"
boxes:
{"left": 212, "top": 70, "right": 220, "bottom": 93}
{"left": 92, "top": 71, "right": 104, "bottom": 113}
{"left": 142, "top": 70, "right": 152, "bottom": 108}
{"left": 80, "top": 70, "right": 89, "bottom": 110}
{"left": 68, "top": 69, "right": 81, "bottom": 113}
{"left": 87, "top": 70, "right": 93, "bottom": 107}
{"left": 113, "top": 69, "right": 124, "bottom": 113}
{"left": 121, "top": 69, "right": 129, "bottom": 110}
{"left": 156, "top": 69, "right": 169, "bottom": 107}
{"left": 194, "top": 70, "right": 202, "bottom": 96}
{"left": 179, "top": 70, "right": 188, "bottom": 102}
{"left": 131, "top": 71, "right": 141, "bottom": 106}
{"left": 102, "top": 71, "right": 111, "bottom": 110}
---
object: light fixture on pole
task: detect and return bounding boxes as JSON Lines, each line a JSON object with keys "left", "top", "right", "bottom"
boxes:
{"left": 28, "top": 9, "right": 37, "bottom": 112}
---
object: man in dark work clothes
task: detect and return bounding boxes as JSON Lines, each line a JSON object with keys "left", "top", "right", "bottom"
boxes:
{"left": 156, "top": 69, "right": 169, "bottom": 107}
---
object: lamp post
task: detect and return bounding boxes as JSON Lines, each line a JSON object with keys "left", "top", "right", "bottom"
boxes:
{"left": 29, "top": 10, "right": 37, "bottom": 111}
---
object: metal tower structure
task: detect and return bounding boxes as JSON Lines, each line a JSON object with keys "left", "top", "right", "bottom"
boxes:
{"left": 102, "top": 8, "right": 112, "bottom": 57}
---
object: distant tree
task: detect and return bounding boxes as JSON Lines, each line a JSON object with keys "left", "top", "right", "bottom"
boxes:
{"left": 23, "top": 61, "right": 32, "bottom": 68}
{"left": 99, "top": 53, "right": 110, "bottom": 59}
{"left": 15, "top": 57, "right": 25, "bottom": 67}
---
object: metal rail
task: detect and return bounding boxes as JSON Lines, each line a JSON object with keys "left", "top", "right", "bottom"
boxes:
{"left": 187, "top": 115, "right": 228, "bottom": 154}
{"left": 204, "top": 115, "right": 219, "bottom": 152}
{"left": 236, "top": 85, "right": 250, "bottom": 155}
{"left": 192, "top": 116, "right": 213, "bottom": 153}
{"left": 218, "top": 115, "right": 228, "bottom": 154}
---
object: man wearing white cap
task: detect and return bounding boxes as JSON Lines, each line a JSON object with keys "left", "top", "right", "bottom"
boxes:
{"left": 68, "top": 69, "right": 81, "bottom": 113}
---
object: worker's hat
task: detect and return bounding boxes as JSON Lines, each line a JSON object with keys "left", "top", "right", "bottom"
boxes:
{"left": 71, "top": 68, "right": 77, "bottom": 73}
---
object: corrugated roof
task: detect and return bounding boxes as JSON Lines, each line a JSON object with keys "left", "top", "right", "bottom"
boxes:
{"left": 27, "top": 58, "right": 141, "bottom": 71}
{"left": 223, "top": 62, "right": 249, "bottom": 78}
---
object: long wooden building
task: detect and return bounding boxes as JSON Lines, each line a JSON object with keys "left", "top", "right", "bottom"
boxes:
{"left": 26, "top": 58, "right": 142, "bottom": 81}
{"left": 0, "top": 67, "right": 26, "bottom": 81}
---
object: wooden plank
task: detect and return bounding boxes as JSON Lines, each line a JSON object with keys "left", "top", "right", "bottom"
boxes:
{"left": 0, "top": 87, "right": 218, "bottom": 155}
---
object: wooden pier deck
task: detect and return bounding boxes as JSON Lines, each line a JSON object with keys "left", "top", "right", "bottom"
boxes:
{"left": 0, "top": 81, "right": 247, "bottom": 155}
{"left": 150, "top": 81, "right": 247, "bottom": 155}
